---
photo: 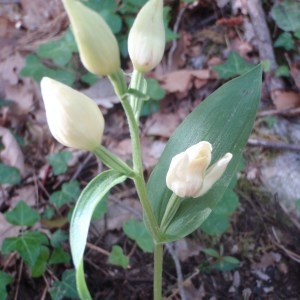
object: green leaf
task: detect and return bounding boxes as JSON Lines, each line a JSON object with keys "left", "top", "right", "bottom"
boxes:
{"left": 0, "top": 98, "right": 14, "bottom": 107}
{"left": 49, "top": 269, "right": 79, "bottom": 300}
{"left": 147, "top": 65, "right": 262, "bottom": 243}
{"left": 202, "top": 248, "right": 219, "bottom": 258}
{"left": 274, "top": 32, "right": 295, "bottom": 50}
{"left": 212, "top": 256, "right": 240, "bottom": 271}
{"left": 80, "top": 72, "right": 98, "bottom": 85}
{"left": 200, "top": 189, "right": 239, "bottom": 236}
{"left": 213, "top": 52, "right": 255, "bottom": 79}
{"left": 47, "top": 151, "right": 73, "bottom": 175}
{"left": 146, "top": 78, "right": 165, "bottom": 101}
{"left": 49, "top": 247, "right": 70, "bottom": 265}
{"left": 2, "top": 231, "right": 48, "bottom": 267}
{"left": 92, "top": 193, "right": 108, "bottom": 220}
{"left": 51, "top": 230, "right": 69, "bottom": 248}
{"left": 70, "top": 170, "right": 127, "bottom": 300}
{"left": 123, "top": 219, "right": 154, "bottom": 253}
{"left": 0, "top": 163, "right": 21, "bottom": 185}
{"left": 20, "top": 54, "right": 75, "bottom": 85}
{"left": 108, "top": 245, "right": 129, "bottom": 268}
{"left": 275, "top": 65, "right": 290, "bottom": 77}
{"left": 50, "top": 181, "right": 81, "bottom": 208}
{"left": 4, "top": 200, "right": 40, "bottom": 226}
{"left": 31, "top": 246, "right": 50, "bottom": 277}
{"left": 271, "top": 0, "right": 300, "bottom": 32}
{"left": 0, "top": 271, "right": 12, "bottom": 300}
{"left": 36, "top": 29, "right": 78, "bottom": 66}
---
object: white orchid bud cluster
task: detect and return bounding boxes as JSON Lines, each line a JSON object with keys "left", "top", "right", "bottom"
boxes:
{"left": 166, "top": 142, "right": 232, "bottom": 198}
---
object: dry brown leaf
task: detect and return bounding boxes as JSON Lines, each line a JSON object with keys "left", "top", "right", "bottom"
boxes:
{"left": 0, "top": 213, "right": 21, "bottom": 248}
{"left": 0, "top": 126, "right": 25, "bottom": 176}
{"left": 142, "top": 139, "right": 166, "bottom": 170}
{"left": 158, "top": 69, "right": 212, "bottom": 93}
{"left": 271, "top": 90, "right": 300, "bottom": 110}
{"left": 10, "top": 185, "right": 37, "bottom": 208}
{"left": 144, "top": 112, "right": 181, "bottom": 138}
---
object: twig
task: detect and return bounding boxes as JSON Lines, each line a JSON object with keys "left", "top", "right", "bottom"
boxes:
{"left": 246, "top": 0, "right": 285, "bottom": 91}
{"left": 13, "top": 260, "right": 23, "bottom": 300}
{"left": 167, "top": 6, "right": 187, "bottom": 70}
{"left": 71, "top": 152, "right": 94, "bottom": 181}
{"left": 271, "top": 227, "right": 300, "bottom": 263}
{"left": 257, "top": 107, "right": 300, "bottom": 117}
{"left": 165, "top": 243, "right": 187, "bottom": 300}
{"left": 247, "top": 138, "right": 300, "bottom": 152}
{"left": 86, "top": 242, "right": 110, "bottom": 256}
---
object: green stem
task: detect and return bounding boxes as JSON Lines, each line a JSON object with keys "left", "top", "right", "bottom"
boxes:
{"left": 109, "top": 70, "right": 161, "bottom": 242}
{"left": 160, "top": 193, "right": 181, "bottom": 233}
{"left": 129, "top": 70, "right": 147, "bottom": 120}
{"left": 153, "top": 243, "right": 163, "bottom": 300}
{"left": 93, "top": 145, "right": 133, "bottom": 177}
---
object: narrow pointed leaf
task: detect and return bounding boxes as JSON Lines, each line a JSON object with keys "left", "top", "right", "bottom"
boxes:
{"left": 147, "top": 65, "right": 262, "bottom": 243}
{"left": 70, "top": 170, "right": 127, "bottom": 299}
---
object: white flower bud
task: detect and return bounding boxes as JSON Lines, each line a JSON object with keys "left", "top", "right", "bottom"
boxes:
{"left": 41, "top": 77, "right": 104, "bottom": 151}
{"left": 128, "top": 0, "right": 165, "bottom": 73}
{"left": 166, "top": 141, "right": 232, "bottom": 198}
{"left": 62, "top": 0, "right": 120, "bottom": 76}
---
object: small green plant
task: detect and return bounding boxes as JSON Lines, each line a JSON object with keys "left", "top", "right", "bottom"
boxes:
{"left": 201, "top": 246, "right": 240, "bottom": 272}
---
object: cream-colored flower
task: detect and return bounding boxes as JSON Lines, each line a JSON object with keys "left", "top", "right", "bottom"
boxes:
{"left": 41, "top": 77, "right": 104, "bottom": 151}
{"left": 62, "top": 0, "right": 120, "bottom": 76}
{"left": 166, "top": 141, "right": 232, "bottom": 198}
{"left": 128, "top": 0, "right": 165, "bottom": 73}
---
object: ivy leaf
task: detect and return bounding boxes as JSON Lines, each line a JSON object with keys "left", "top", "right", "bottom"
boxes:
{"left": 31, "top": 246, "right": 50, "bottom": 278}
{"left": 20, "top": 54, "right": 75, "bottom": 85}
{"left": 49, "top": 269, "right": 80, "bottom": 300}
{"left": 49, "top": 247, "right": 70, "bottom": 265}
{"left": 213, "top": 52, "right": 255, "bottom": 79}
{"left": 36, "top": 29, "right": 77, "bottom": 66}
{"left": 47, "top": 151, "right": 73, "bottom": 175}
{"left": 123, "top": 219, "right": 154, "bottom": 253}
{"left": 0, "top": 163, "right": 21, "bottom": 185}
{"left": 274, "top": 32, "right": 295, "bottom": 50}
{"left": 271, "top": 0, "right": 300, "bottom": 32}
{"left": 108, "top": 245, "right": 129, "bottom": 268}
{"left": 4, "top": 200, "right": 40, "bottom": 226}
{"left": 50, "top": 181, "right": 81, "bottom": 208}
{"left": 0, "top": 271, "right": 12, "bottom": 300}
{"left": 51, "top": 230, "right": 69, "bottom": 248}
{"left": 2, "top": 231, "right": 48, "bottom": 268}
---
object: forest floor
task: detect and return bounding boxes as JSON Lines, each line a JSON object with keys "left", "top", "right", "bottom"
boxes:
{"left": 0, "top": 0, "right": 300, "bottom": 299}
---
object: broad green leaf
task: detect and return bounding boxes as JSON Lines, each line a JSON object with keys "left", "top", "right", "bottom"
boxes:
{"left": 0, "top": 163, "right": 21, "bottom": 185}
{"left": 147, "top": 65, "right": 262, "bottom": 243}
{"left": 213, "top": 52, "right": 255, "bottom": 79}
{"left": 70, "top": 170, "right": 126, "bottom": 300}
{"left": 274, "top": 32, "right": 295, "bottom": 50}
{"left": 20, "top": 54, "right": 75, "bottom": 85}
{"left": 2, "top": 231, "right": 48, "bottom": 267}
{"left": 202, "top": 248, "right": 219, "bottom": 258}
{"left": 50, "top": 181, "right": 81, "bottom": 208}
{"left": 36, "top": 29, "right": 78, "bottom": 66}
{"left": 212, "top": 256, "right": 240, "bottom": 271}
{"left": 275, "top": 65, "right": 290, "bottom": 77}
{"left": 92, "top": 193, "right": 108, "bottom": 220}
{"left": 49, "top": 247, "right": 70, "bottom": 265}
{"left": 200, "top": 189, "right": 239, "bottom": 236}
{"left": 123, "top": 219, "right": 154, "bottom": 252}
{"left": 108, "top": 245, "right": 129, "bottom": 268}
{"left": 4, "top": 200, "right": 40, "bottom": 226}
{"left": 51, "top": 230, "right": 69, "bottom": 248}
{"left": 146, "top": 78, "right": 165, "bottom": 101}
{"left": 47, "top": 151, "right": 72, "bottom": 175}
{"left": 271, "top": 0, "right": 300, "bottom": 32}
{"left": 31, "top": 246, "right": 50, "bottom": 277}
{"left": 49, "top": 269, "right": 79, "bottom": 300}
{"left": 0, "top": 271, "right": 12, "bottom": 300}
